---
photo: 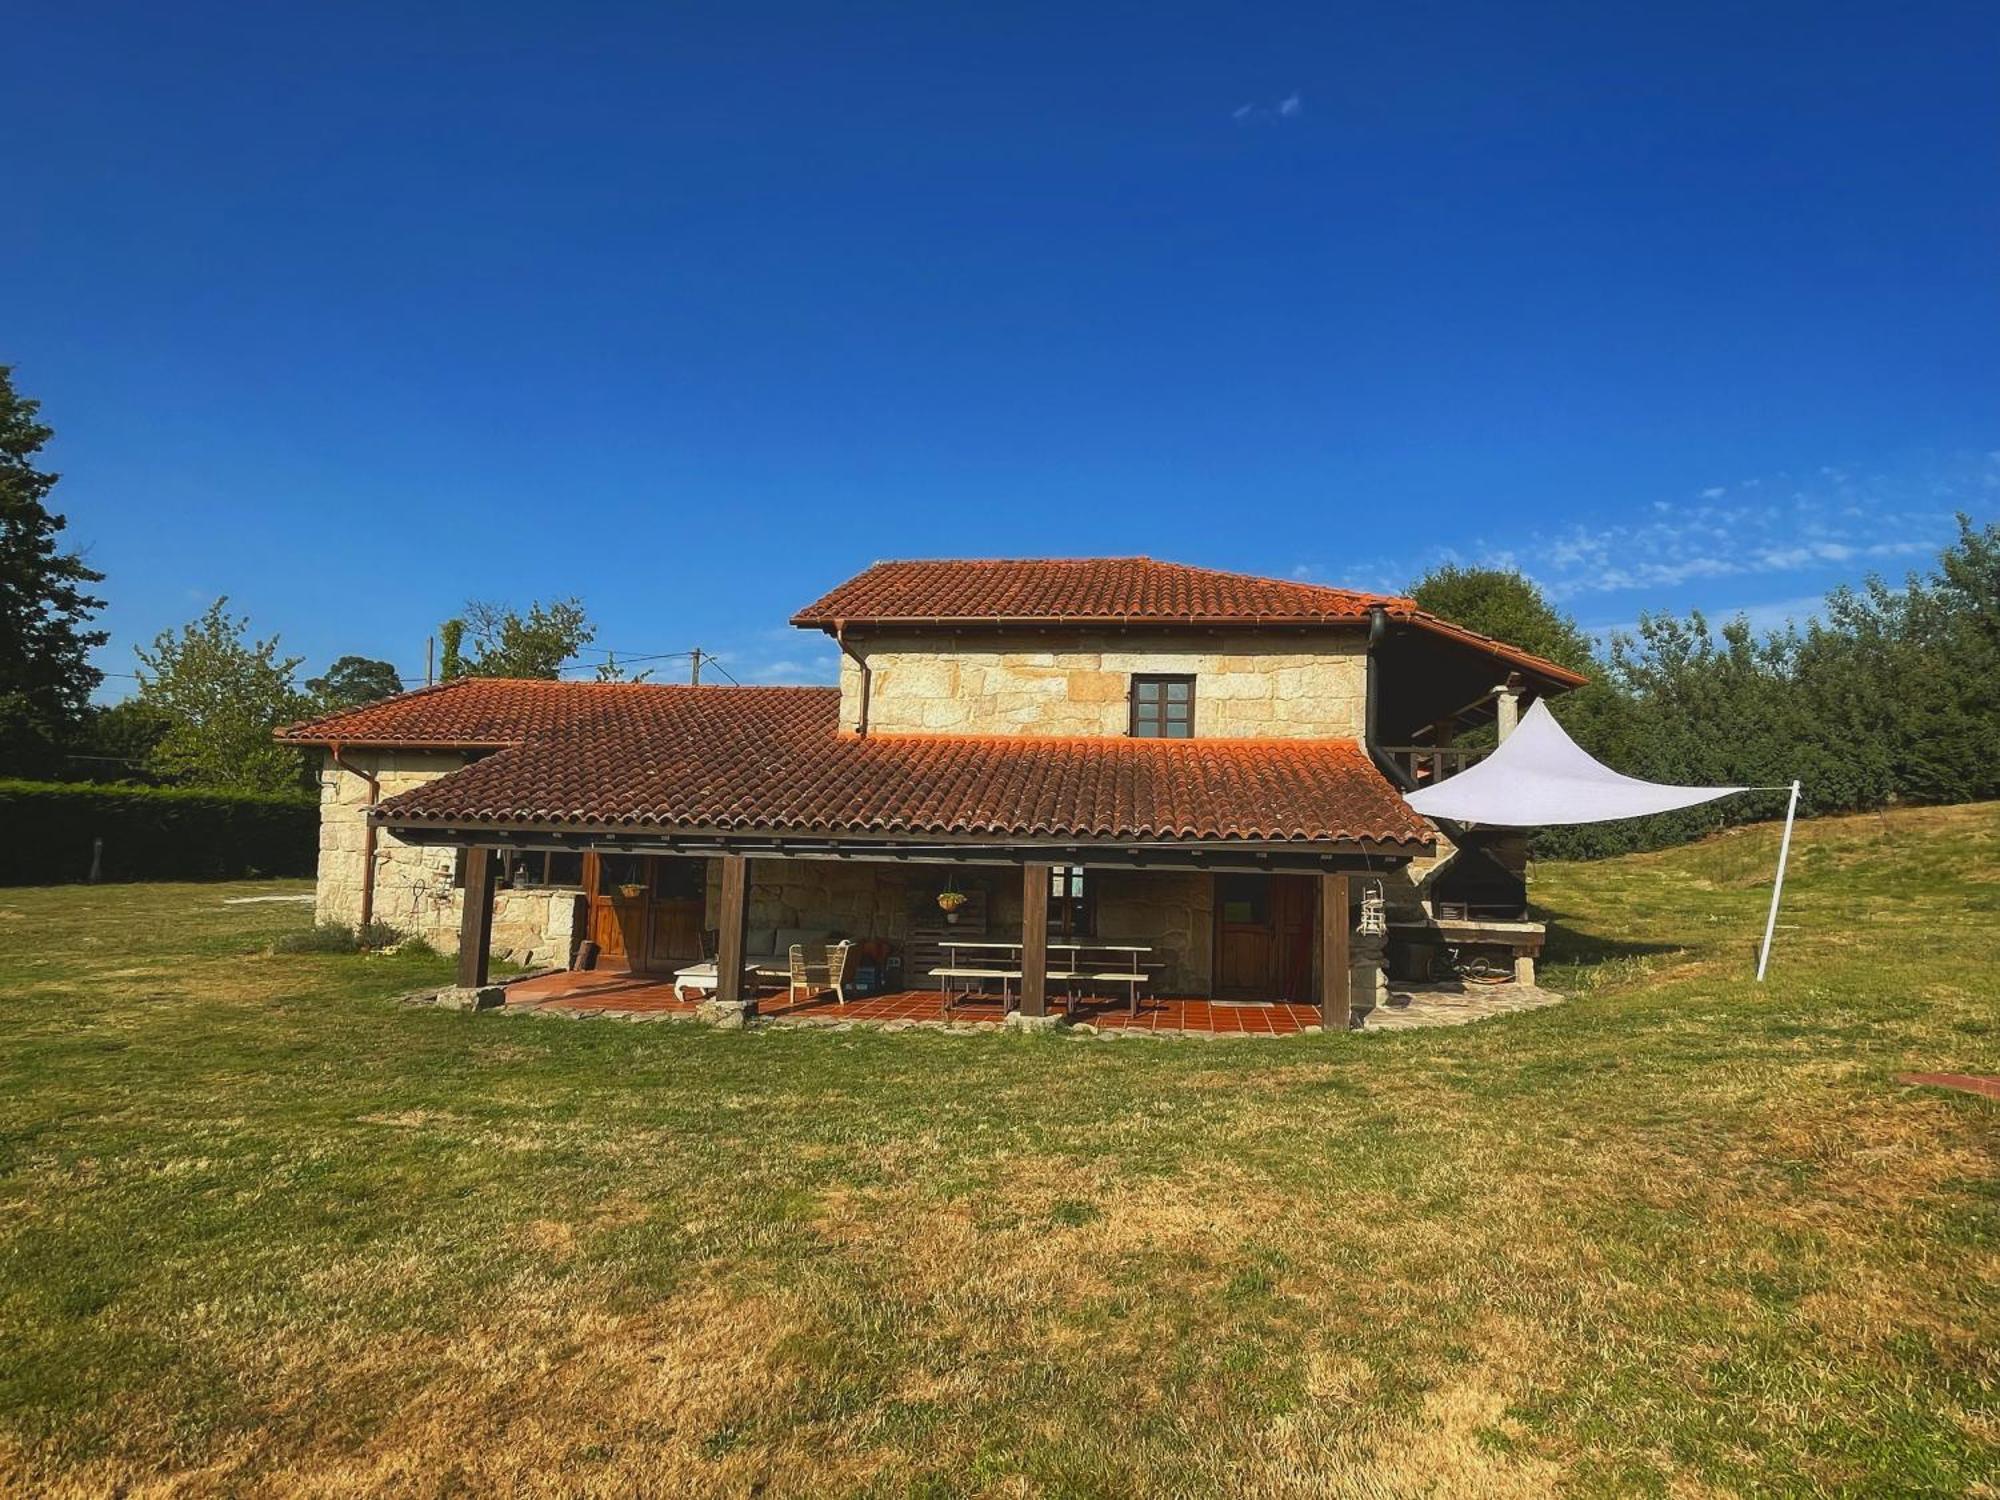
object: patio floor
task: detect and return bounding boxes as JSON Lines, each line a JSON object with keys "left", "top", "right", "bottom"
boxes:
{"left": 500, "top": 967, "right": 1565, "bottom": 1034}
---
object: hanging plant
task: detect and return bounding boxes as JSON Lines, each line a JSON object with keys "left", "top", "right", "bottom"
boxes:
{"left": 937, "top": 886, "right": 969, "bottom": 923}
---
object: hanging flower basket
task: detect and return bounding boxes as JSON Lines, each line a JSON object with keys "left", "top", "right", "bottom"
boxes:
{"left": 617, "top": 883, "right": 647, "bottom": 900}
{"left": 937, "top": 888, "right": 968, "bottom": 923}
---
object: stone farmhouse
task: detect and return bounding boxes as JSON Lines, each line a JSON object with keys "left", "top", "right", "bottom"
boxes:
{"left": 277, "top": 558, "right": 1584, "bottom": 1027}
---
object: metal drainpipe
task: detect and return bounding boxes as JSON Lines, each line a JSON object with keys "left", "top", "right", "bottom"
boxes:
{"left": 834, "top": 621, "right": 870, "bottom": 737}
{"left": 1367, "top": 606, "right": 1476, "bottom": 850}
{"left": 1364, "top": 607, "right": 1417, "bottom": 792}
{"left": 328, "top": 743, "right": 379, "bottom": 934}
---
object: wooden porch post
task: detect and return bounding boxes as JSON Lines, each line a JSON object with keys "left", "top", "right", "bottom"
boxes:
{"left": 1318, "top": 871, "right": 1351, "bottom": 1031}
{"left": 457, "top": 846, "right": 498, "bottom": 989}
{"left": 715, "top": 854, "right": 751, "bottom": 1009}
{"left": 1020, "top": 862, "right": 1050, "bottom": 1017}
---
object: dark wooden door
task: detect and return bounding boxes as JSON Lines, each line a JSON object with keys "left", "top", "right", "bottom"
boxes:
{"left": 585, "top": 852, "right": 650, "bottom": 966}
{"left": 1270, "top": 875, "right": 1315, "bottom": 1004}
{"left": 1214, "top": 874, "right": 1276, "bottom": 997}
{"left": 1213, "top": 873, "right": 1315, "bottom": 1001}
{"left": 645, "top": 856, "right": 708, "bottom": 968}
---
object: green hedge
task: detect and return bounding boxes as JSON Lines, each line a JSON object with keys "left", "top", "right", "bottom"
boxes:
{"left": 0, "top": 780, "right": 318, "bottom": 885}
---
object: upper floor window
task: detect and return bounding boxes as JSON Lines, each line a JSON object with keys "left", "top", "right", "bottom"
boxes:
{"left": 1130, "top": 674, "right": 1195, "bottom": 738}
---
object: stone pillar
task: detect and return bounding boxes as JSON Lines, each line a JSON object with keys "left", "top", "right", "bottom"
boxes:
{"left": 1350, "top": 930, "right": 1389, "bottom": 1016}
{"left": 1318, "top": 872, "right": 1351, "bottom": 1030}
{"left": 1495, "top": 677, "right": 1524, "bottom": 742}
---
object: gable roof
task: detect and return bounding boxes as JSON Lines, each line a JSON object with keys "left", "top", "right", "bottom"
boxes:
{"left": 326, "top": 682, "right": 1429, "bottom": 848}
{"left": 791, "top": 556, "right": 1401, "bottom": 627}
{"left": 791, "top": 556, "right": 1588, "bottom": 689}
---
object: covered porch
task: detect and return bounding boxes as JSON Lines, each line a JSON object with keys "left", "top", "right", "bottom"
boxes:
{"left": 439, "top": 834, "right": 1398, "bottom": 1031}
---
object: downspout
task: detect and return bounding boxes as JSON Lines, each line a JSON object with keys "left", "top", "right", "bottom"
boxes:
{"left": 328, "top": 743, "right": 379, "bottom": 935}
{"left": 1367, "top": 606, "right": 1476, "bottom": 853}
{"left": 834, "top": 621, "right": 870, "bottom": 738}
{"left": 1364, "top": 607, "right": 1417, "bottom": 792}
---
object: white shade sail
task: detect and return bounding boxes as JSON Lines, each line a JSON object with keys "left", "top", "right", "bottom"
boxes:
{"left": 1403, "top": 699, "right": 1745, "bottom": 827}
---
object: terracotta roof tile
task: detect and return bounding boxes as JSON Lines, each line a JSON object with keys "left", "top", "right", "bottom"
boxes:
{"left": 791, "top": 556, "right": 1588, "bottom": 688}
{"left": 791, "top": 556, "right": 1405, "bottom": 627}
{"left": 362, "top": 684, "right": 1430, "bottom": 847}
{"left": 276, "top": 678, "right": 657, "bottom": 747}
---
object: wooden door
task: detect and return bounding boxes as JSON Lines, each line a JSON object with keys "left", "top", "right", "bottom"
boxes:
{"left": 1213, "top": 873, "right": 1315, "bottom": 1001}
{"left": 645, "top": 856, "right": 708, "bottom": 968}
{"left": 585, "top": 852, "right": 650, "bottom": 966}
{"left": 1214, "top": 874, "right": 1277, "bottom": 998}
{"left": 1270, "top": 875, "right": 1315, "bottom": 1004}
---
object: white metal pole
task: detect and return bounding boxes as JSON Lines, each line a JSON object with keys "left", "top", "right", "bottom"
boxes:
{"left": 1755, "top": 780, "right": 1801, "bottom": 982}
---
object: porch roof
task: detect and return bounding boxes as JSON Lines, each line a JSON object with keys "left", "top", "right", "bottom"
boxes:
{"left": 342, "top": 682, "right": 1431, "bottom": 850}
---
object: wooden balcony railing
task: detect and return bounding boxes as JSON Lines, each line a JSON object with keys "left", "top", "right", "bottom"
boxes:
{"left": 1379, "top": 744, "right": 1491, "bottom": 786}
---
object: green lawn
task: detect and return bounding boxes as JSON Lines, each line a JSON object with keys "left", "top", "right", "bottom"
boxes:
{"left": 0, "top": 806, "right": 1994, "bottom": 1497}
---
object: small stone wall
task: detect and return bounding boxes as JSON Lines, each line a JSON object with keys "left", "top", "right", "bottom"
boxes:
{"left": 314, "top": 750, "right": 577, "bottom": 967}
{"left": 840, "top": 629, "right": 1367, "bottom": 739}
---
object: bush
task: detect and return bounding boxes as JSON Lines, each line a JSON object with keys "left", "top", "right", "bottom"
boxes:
{"left": 273, "top": 922, "right": 361, "bottom": 955}
{"left": 356, "top": 920, "right": 408, "bottom": 950}
{"left": 0, "top": 779, "right": 316, "bottom": 885}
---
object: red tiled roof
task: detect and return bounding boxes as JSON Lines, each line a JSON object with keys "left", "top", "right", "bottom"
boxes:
{"left": 364, "top": 684, "right": 1430, "bottom": 847}
{"left": 792, "top": 557, "right": 1404, "bottom": 627}
{"left": 276, "top": 678, "right": 658, "bottom": 747}
{"left": 792, "top": 557, "right": 1588, "bottom": 689}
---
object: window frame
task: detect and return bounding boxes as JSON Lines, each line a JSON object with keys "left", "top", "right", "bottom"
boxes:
{"left": 1129, "top": 673, "right": 1196, "bottom": 739}
{"left": 511, "top": 849, "right": 586, "bottom": 891}
{"left": 1047, "top": 863, "right": 1096, "bottom": 939}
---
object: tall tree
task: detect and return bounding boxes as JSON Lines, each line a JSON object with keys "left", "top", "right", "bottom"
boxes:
{"left": 0, "top": 366, "right": 107, "bottom": 775}
{"left": 1407, "top": 563, "right": 1598, "bottom": 674}
{"left": 449, "top": 598, "right": 595, "bottom": 679}
{"left": 134, "top": 599, "right": 308, "bottom": 792}
{"left": 437, "top": 618, "right": 466, "bottom": 680}
{"left": 306, "top": 655, "right": 404, "bottom": 710}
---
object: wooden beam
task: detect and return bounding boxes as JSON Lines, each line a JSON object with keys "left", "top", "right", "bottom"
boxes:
{"left": 1318, "top": 871, "right": 1351, "bottom": 1031}
{"left": 1020, "top": 861, "right": 1050, "bottom": 1017}
{"left": 456, "top": 846, "right": 498, "bottom": 988}
{"left": 715, "top": 854, "right": 751, "bottom": 1008}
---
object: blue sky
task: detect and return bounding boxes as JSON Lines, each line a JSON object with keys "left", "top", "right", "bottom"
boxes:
{"left": 8, "top": 1, "right": 1996, "bottom": 695}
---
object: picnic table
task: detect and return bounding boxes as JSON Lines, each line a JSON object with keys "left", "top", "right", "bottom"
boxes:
{"left": 930, "top": 938, "right": 1153, "bottom": 1018}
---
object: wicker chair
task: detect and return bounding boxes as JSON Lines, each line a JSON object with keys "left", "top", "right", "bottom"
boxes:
{"left": 788, "top": 939, "right": 855, "bottom": 1005}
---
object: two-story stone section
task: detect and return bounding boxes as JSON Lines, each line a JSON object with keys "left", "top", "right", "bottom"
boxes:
{"left": 279, "top": 557, "right": 1585, "bottom": 1025}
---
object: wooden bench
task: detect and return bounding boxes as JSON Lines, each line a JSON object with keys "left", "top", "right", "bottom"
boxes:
{"left": 930, "top": 966, "right": 1151, "bottom": 1017}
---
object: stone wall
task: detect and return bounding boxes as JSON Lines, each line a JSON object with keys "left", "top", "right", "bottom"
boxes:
{"left": 707, "top": 857, "right": 930, "bottom": 944}
{"left": 314, "top": 750, "right": 578, "bottom": 967}
{"left": 839, "top": 630, "right": 1367, "bottom": 739}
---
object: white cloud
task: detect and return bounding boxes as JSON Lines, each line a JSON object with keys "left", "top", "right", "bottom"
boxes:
{"left": 1233, "top": 92, "right": 1304, "bottom": 124}
{"left": 1431, "top": 451, "right": 1995, "bottom": 603}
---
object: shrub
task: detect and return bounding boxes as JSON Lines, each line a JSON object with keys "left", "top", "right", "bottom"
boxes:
{"left": 0, "top": 780, "right": 316, "bottom": 885}
{"left": 356, "top": 920, "right": 408, "bottom": 950}
{"left": 273, "top": 923, "right": 360, "bottom": 955}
